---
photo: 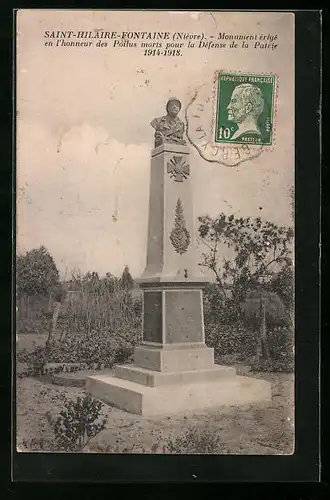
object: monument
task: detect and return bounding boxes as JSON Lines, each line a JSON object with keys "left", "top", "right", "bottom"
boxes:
{"left": 86, "top": 98, "right": 271, "bottom": 415}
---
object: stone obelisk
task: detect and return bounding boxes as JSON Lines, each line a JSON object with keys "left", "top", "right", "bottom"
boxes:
{"left": 134, "top": 97, "right": 211, "bottom": 370}
{"left": 86, "top": 98, "right": 271, "bottom": 415}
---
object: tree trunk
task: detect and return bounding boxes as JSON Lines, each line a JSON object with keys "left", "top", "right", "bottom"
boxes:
{"left": 255, "top": 336, "right": 262, "bottom": 361}
{"left": 47, "top": 301, "right": 61, "bottom": 346}
{"left": 27, "top": 295, "right": 30, "bottom": 320}
{"left": 47, "top": 291, "right": 53, "bottom": 313}
{"left": 260, "top": 298, "right": 270, "bottom": 361}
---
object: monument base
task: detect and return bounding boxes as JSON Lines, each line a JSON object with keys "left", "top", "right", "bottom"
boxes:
{"left": 86, "top": 369, "right": 271, "bottom": 416}
{"left": 114, "top": 363, "right": 236, "bottom": 386}
{"left": 134, "top": 343, "right": 214, "bottom": 372}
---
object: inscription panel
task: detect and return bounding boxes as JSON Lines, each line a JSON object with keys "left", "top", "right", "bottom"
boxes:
{"left": 143, "top": 291, "right": 163, "bottom": 343}
{"left": 165, "top": 290, "right": 203, "bottom": 344}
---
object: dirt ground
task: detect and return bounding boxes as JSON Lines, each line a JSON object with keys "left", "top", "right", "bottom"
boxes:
{"left": 16, "top": 369, "right": 294, "bottom": 455}
{"left": 17, "top": 333, "right": 49, "bottom": 351}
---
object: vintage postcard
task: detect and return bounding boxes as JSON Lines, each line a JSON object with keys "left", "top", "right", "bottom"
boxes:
{"left": 16, "top": 10, "right": 295, "bottom": 455}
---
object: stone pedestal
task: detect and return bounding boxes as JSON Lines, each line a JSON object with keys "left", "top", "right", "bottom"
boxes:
{"left": 86, "top": 142, "right": 271, "bottom": 415}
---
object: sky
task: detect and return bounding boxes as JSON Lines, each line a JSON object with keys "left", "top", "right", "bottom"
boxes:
{"left": 16, "top": 10, "right": 294, "bottom": 279}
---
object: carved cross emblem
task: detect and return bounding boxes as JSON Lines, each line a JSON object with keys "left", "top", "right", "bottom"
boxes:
{"left": 167, "top": 156, "right": 190, "bottom": 182}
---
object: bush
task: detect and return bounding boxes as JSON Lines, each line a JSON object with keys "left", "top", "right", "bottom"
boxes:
{"left": 26, "top": 345, "right": 49, "bottom": 376}
{"left": 250, "top": 326, "right": 294, "bottom": 373}
{"left": 204, "top": 320, "right": 294, "bottom": 372}
{"left": 46, "top": 327, "right": 137, "bottom": 368}
{"left": 205, "top": 320, "right": 257, "bottom": 362}
{"left": 165, "top": 426, "right": 223, "bottom": 454}
{"left": 50, "top": 394, "right": 107, "bottom": 452}
{"left": 19, "top": 437, "right": 55, "bottom": 451}
{"left": 267, "top": 326, "right": 294, "bottom": 360}
{"left": 17, "top": 322, "right": 139, "bottom": 377}
{"left": 203, "top": 286, "right": 239, "bottom": 325}
{"left": 240, "top": 290, "right": 290, "bottom": 329}
{"left": 16, "top": 348, "right": 30, "bottom": 363}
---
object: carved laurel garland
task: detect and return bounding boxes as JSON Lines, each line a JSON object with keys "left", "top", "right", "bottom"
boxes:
{"left": 170, "top": 198, "right": 191, "bottom": 254}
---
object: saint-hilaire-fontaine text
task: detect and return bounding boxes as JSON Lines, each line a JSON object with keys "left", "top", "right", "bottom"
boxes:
{"left": 44, "top": 30, "right": 205, "bottom": 46}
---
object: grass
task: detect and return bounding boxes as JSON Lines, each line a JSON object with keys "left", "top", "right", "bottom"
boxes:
{"left": 16, "top": 370, "right": 294, "bottom": 455}
{"left": 17, "top": 333, "right": 49, "bottom": 351}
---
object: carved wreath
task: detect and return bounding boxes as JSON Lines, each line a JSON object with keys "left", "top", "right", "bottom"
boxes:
{"left": 170, "top": 198, "right": 191, "bottom": 254}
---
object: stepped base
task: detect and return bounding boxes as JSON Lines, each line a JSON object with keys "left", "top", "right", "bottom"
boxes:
{"left": 114, "top": 363, "right": 236, "bottom": 387}
{"left": 134, "top": 344, "right": 214, "bottom": 371}
{"left": 86, "top": 371, "right": 271, "bottom": 416}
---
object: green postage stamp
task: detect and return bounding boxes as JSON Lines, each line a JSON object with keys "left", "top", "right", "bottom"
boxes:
{"left": 215, "top": 72, "right": 277, "bottom": 146}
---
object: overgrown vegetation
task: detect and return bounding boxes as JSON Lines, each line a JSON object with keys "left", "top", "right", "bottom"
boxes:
{"left": 198, "top": 213, "right": 293, "bottom": 303}
{"left": 17, "top": 211, "right": 295, "bottom": 376}
{"left": 20, "top": 332, "right": 136, "bottom": 373}
{"left": 199, "top": 213, "right": 294, "bottom": 371}
{"left": 17, "top": 255, "right": 141, "bottom": 371}
{"left": 48, "top": 394, "right": 107, "bottom": 452}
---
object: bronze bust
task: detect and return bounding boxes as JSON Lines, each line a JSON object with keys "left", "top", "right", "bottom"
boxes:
{"left": 150, "top": 98, "right": 187, "bottom": 148}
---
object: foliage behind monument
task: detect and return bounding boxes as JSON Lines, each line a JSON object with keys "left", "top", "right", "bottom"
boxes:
{"left": 198, "top": 213, "right": 293, "bottom": 304}
{"left": 17, "top": 245, "right": 60, "bottom": 297}
{"left": 199, "top": 213, "right": 294, "bottom": 371}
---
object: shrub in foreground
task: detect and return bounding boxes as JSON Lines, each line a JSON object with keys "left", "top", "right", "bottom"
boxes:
{"left": 25, "top": 345, "right": 49, "bottom": 376}
{"left": 50, "top": 394, "right": 107, "bottom": 452}
{"left": 165, "top": 426, "right": 224, "bottom": 454}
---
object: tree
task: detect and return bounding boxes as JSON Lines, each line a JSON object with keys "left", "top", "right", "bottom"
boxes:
{"left": 198, "top": 213, "right": 293, "bottom": 305}
{"left": 240, "top": 288, "right": 289, "bottom": 362}
{"left": 267, "top": 264, "right": 294, "bottom": 312}
{"left": 17, "top": 245, "right": 60, "bottom": 296}
{"left": 120, "top": 266, "right": 134, "bottom": 291}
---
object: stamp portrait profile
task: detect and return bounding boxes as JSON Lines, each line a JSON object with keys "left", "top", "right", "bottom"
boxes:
{"left": 215, "top": 73, "right": 276, "bottom": 146}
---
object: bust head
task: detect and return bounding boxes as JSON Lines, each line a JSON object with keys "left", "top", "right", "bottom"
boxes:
{"left": 166, "top": 98, "right": 182, "bottom": 118}
{"left": 227, "top": 84, "right": 264, "bottom": 124}
{"left": 150, "top": 97, "right": 186, "bottom": 147}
